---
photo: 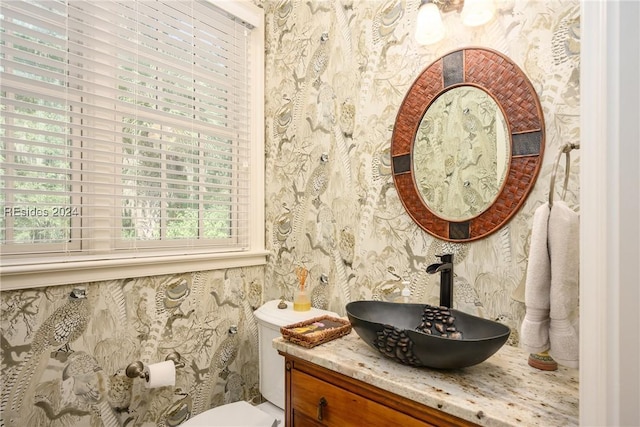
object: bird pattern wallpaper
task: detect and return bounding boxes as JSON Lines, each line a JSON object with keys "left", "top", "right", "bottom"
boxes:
{"left": 260, "top": 0, "right": 580, "bottom": 342}
{"left": 0, "top": 0, "right": 580, "bottom": 426}
{"left": 1, "top": 268, "right": 265, "bottom": 427}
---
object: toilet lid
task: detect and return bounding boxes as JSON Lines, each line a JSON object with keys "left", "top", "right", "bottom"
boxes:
{"left": 181, "top": 401, "right": 277, "bottom": 427}
{"left": 254, "top": 299, "right": 339, "bottom": 327}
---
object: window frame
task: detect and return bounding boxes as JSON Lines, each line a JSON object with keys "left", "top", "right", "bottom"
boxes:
{"left": 0, "top": 0, "right": 266, "bottom": 291}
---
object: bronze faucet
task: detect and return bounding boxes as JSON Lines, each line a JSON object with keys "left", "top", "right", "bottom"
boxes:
{"left": 426, "top": 254, "right": 454, "bottom": 308}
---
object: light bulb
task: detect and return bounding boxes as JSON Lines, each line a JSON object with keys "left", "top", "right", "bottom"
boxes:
{"left": 414, "top": 2, "right": 445, "bottom": 45}
{"left": 461, "top": 0, "right": 495, "bottom": 27}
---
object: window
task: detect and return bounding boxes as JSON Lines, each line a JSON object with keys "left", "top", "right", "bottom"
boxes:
{"left": 0, "top": 0, "right": 265, "bottom": 289}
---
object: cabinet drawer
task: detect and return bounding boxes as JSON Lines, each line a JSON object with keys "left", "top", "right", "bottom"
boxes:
{"left": 292, "top": 410, "right": 325, "bottom": 427}
{"left": 291, "top": 369, "right": 433, "bottom": 427}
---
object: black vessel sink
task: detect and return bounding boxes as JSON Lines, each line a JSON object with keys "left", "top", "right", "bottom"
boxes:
{"left": 346, "top": 300, "right": 510, "bottom": 369}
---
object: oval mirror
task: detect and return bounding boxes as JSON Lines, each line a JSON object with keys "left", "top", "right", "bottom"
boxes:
{"left": 414, "top": 86, "right": 510, "bottom": 221}
{"left": 392, "top": 48, "right": 544, "bottom": 241}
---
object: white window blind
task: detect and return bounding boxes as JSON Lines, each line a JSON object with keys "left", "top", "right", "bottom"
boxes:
{"left": 1, "top": 0, "right": 256, "bottom": 259}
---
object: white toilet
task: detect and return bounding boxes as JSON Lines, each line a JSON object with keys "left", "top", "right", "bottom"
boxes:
{"left": 181, "top": 299, "right": 337, "bottom": 426}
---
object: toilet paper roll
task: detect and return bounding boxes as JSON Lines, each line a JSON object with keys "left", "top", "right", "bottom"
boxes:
{"left": 145, "top": 360, "right": 176, "bottom": 388}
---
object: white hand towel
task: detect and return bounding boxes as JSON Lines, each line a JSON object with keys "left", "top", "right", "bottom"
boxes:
{"left": 548, "top": 200, "right": 580, "bottom": 368}
{"left": 520, "top": 203, "right": 552, "bottom": 354}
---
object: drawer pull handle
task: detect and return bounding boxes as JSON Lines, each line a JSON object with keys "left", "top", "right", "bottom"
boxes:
{"left": 317, "top": 397, "right": 328, "bottom": 421}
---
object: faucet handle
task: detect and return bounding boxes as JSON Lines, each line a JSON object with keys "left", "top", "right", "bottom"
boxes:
{"left": 436, "top": 253, "right": 453, "bottom": 262}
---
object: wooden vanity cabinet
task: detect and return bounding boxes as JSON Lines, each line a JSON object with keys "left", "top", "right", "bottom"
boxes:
{"left": 281, "top": 352, "right": 478, "bottom": 427}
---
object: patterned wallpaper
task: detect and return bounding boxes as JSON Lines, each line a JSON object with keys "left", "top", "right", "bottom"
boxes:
{"left": 0, "top": 0, "right": 580, "bottom": 426}
{"left": 261, "top": 0, "right": 580, "bottom": 341}
{"left": 1, "top": 268, "right": 265, "bottom": 427}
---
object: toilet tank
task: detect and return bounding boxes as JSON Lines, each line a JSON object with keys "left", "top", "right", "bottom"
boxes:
{"left": 253, "top": 300, "right": 338, "bottom": 409}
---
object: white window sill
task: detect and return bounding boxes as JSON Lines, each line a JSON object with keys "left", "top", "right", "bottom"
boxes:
{"left": 0, "top": 250, "right": 269, "bottom": 291}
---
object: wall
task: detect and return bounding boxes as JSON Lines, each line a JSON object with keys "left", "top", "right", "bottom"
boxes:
{"left": 580, "top": 1, "right": 640, "bottom": 424}
{"left": 261, "top": 0, "right": 580, "bottom": 346}
{"left": 0, "top": 266, "right": 265, "bottom": 427}
{"left": 0, "top": 1, "right": 582, "bottom": 426}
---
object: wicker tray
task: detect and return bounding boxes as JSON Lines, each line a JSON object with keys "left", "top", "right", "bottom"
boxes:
{"left": 280, "top": 315, "right": 352, "bottom": 348}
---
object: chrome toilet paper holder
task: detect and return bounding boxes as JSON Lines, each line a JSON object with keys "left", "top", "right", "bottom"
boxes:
{"left": 125, "top": 351, "right": 185, "bottom": 380}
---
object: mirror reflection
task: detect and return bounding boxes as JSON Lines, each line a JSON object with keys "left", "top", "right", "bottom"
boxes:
{"left": 413, "top": 86, "right": 509, "bottom": 221}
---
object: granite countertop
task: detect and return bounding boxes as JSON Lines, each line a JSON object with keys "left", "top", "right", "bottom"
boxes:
{"left": 274, "top": 330, "right": 579, "bottom": 427}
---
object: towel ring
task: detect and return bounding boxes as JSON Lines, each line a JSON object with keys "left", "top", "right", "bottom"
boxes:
{"left": 549, "top": 143, "right": 580, "bottom": 206}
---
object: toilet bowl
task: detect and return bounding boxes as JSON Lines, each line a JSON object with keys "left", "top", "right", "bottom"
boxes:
{"left": 179, "top": 401, "right": 278, "bottom": 427}
{"left": 180, "top": 300, "right": 337, "bottom": 426}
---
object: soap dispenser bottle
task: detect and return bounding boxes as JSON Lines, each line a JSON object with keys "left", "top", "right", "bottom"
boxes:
{"left": 401, "top": 280, "right": 411, "bottom": 303}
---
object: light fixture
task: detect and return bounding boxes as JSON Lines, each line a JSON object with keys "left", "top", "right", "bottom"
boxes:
{"left": 415, "top": 1, "right": 446, "bottom": 45}
{"left": 415, "top": 0, "right": 495, "bottom": 45}
{"left": 461, "top": 0, "right": 495, "bottom": 27}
